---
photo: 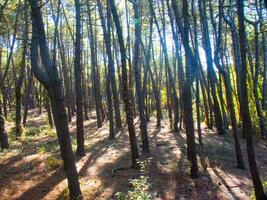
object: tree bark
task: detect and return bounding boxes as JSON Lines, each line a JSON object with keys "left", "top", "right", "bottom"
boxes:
{"left": 109, "top": 0, "right": 140, "bottom": 167}
{"left": 132, "top": 0, "right": 149, "bottom": 153}
{"left": 237, "top": 0, "right": 267, "bottom": 199}
{"left": 75, "top": 0, "right": 85, "bottom": 157}
{"left": 29, "top": 0, "right": 82, "bottom": 198}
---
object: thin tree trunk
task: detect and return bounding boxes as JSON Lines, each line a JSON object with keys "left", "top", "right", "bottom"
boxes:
{"left": 86, "top": 0, "right": 102, "bottom": 128}
{"left": 132, "top": 0, "right": 149, "bottom": 153}
{"left": 75, "top": 0, "right": 85, "bottom": 157}
{"left": 110, "top": 0, "right": 140, "bottom": 167}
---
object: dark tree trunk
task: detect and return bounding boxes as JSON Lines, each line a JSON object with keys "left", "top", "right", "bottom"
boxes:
{"left": 58, "top": 20, "right": 72, "bottom": 122}
{"left": 29, "top": 1, "right": 82, "bottom": 198}
{"left": 97, "top": 0, "right": 122, "bottom": 129}
{"left": 196, "top": 77, "right": 203, "bottom": 148}
{"left": 44, "top": 94, "right": 54, "bottom": 128}
{"left": 0, "top": 115, "right": 8, "bottom": 149}
{"left": 86, "top": 0, "right": 102, "bottom": 128}
{"left": 109, "top": 0, "right": 140, "bottom": 167}
{"left": 125, "top": 1, "right": 136, "bottom": 119}
{"left": 140, "top": 18, "right": 162, "bottom": 128}
{"left": 132, "top": 0, "right": 149, "bottom": 153}
{"left": 171, "top": 0, "right": 199, "bottom": 178}
{"left": 237, "top": 0, "right": 267, "bottom": 199}
{"left": 252, "top": 25, "right": 265, "bottom": 138}
{"left": 261, "top": 6, "right": 267, "bottom": 111}
{"left": 75, "top": 0, "right": 85, "bottom": 157}
{"left": 150, "top": 0, "right": 179, "bottom": 132}
{"left": 105, "top": 64, "right": 115, "bottom": 140}
{"left": 213, "top": 0, "right": 245, "bottom": 169}
{"left": 198, "top": 0, "right": 225, "bottom": 135}
{"left": 191, "top": 0, "right": 202, "bottom": 147}
{"left": 15, "top": 0, "right": 28, "bottom": 138}
{"left": 22, "top": 69, "right": 33, "bottom": 126}
{"left": 0, "top": 3, "right": 19, "bottom": 120}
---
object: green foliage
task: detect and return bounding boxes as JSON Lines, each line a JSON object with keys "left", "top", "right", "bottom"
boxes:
{"left": 24, "top": 126, "right": 56, "bottom": 137}
{"left": 161, "top": 88, "right": 167, "bottom": 106}
{"left": 56, "top": 188, "right": 69, "bottom": 200}
{"left": 37, "top": 145, "right": 48, "bottom": 154}
{"left": 56, "top": 180, "right": 103, "bottom": 200}
{"left": 24, "top": 127, "right": 40, "bottom": 137}
{"left": 44, "top": 155, "right": 62, "bottom": 170}
{"left": 8, "top": 125, "right": 25, "bottom": 141}
{"left": 115, "top": 159, "right": 155, "bottom": 200}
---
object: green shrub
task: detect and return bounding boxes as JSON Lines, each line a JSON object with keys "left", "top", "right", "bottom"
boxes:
{"left": 24, "top": 127, "right": 40, "bottom": 137}
{"left": 56, "top": 188, "right": 69, "bottom": 200}
{"left": 44, "top": 155, "right": 62, "bottom": 170}
{"left": 23, "top": 126, "right": 56, "bottom": 137}
{"left": 115, "top": 159, "right": 155, "bottom": 200}
{"left": 38, "top": 145, "right": 48, "bottom": 154}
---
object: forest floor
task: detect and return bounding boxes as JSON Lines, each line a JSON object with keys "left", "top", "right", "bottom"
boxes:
{"left": 0, "top": 110, "right": 267, "bottom": 200}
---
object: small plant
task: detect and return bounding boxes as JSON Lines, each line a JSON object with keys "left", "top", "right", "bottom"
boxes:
{"left": 44, "top": 155, "right": 62, "bottom": 170}
{"left": 56, "top": 188, "right": 69, "bottom": 200}
{"left": 8, "top": 125, "right": 25, "bottom": 141}
{"left": 42, "top": 127, "right": 56, "bottom": 137}
{"left": 184, "top": 159, "right": 192, "bottom": 175}
{"left": 115, "top": 159, "right": 155, "bottom": 200}
{"left": 22, "top": 126, "right": 56, "bottom": 138}
{"left": 56, "top": 180, "right": 103, "bottom": 200}
{"left": 24, "top": 127, "right": 41, "bottom": 137}
{"left": 38, "top": 145, "right": 48, "bottom": 154}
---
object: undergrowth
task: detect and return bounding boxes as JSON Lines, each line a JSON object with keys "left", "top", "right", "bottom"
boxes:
{"left": 115, "top": 159, "right": 156, "bottom": 200}
{"left": 44, "top": 155, "right": 62, "bottom": 170}
{"left": 249, "top": 179, "right": 267, "bottom": 200}
{"left": 56, "top": 179, "right": 103, "bottom": 200}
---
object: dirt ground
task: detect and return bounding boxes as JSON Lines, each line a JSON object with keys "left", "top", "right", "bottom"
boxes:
{"left": 0, "top": 111, "right": 266, "bottom": 200}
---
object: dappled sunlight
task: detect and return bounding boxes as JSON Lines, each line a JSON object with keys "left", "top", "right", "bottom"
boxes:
{"left": 1, "top": 111, "right": 266, "bottom": 199}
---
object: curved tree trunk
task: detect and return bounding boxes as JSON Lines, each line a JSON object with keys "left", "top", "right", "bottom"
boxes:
{"left": 237, "top": 0, "right": 267, "bottom": 199}
{"left": 29, "top": 1, "right": 82, "bottom": 198}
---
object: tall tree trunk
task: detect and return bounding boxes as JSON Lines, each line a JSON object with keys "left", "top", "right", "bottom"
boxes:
{"left": 15, "top": 0, "right": 28, "bottom": 138}
{"left": 105, "top": 63, "right": 115, "bottom": 140}
{"left": 196, "top": 76, "right": 203, "bottom": 148}
{"left": 97, "top": 0, "right": 122, "bottom": 129}
{"left": 29, "top": 1, "right": 82, "bottom": 198}
{"left": 198, "top": 0, "right": 225, "bottom": 135}
{"left": 125, "top": 1, "right": 136, "bottom": 118}
{"left": 44, "top": 93, "right": 54, "bottom": 128}
{"left": 171, "top": 0, "right": 199, "bottom": 178}
{"left": 140, "top": 18, "right": 162, "bottom": 127}
{"left": 23, "top": 68, "right": 33, "bottom": 126}
{"left": 109, "top": 0, "right": 139, "bottom": 167}
{"left": 252, "top": 25, "right": 265, "bottom": 138}
{"left": 86, "top": 0, "right": 102, "bottom": 128}
{"left": 237, "top": 0, "right": 267, "bottom": 199}
{"left": 132, "top": 0, "right": 149, "bottom": 153}
{"left": 213, "top": 0, "right": 245, "bottom": 169}
{"left": 150, "top": 0, "right": 179, "bottom": 132}
{"left": 75, "top": 0, "right": 85, "bottom": 157}
{"left": 58, "top": 20, "right": 72, "bottom": 122}
{"left": 260, "top": 2, "right": 267, "bottom": 111}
